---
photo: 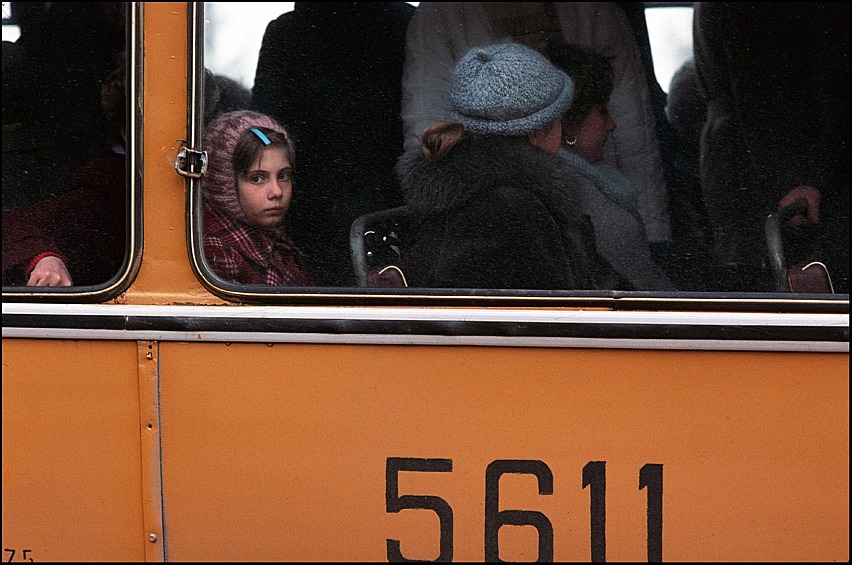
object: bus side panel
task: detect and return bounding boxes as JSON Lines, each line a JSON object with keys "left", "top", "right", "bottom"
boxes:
{"left": 1, "top": 339, "right": 147, "bottom": 561}
{"left": 159, "top": 342, "right": 849, "bottom": 562}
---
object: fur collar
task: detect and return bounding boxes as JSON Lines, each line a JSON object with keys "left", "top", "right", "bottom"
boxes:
{"left": 396, "top": 135, "right": 589, "bottom": 221}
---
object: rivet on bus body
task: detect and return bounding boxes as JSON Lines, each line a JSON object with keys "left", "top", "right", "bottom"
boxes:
{"left": 149, "top": 533, "right": 158, "bottom": 542}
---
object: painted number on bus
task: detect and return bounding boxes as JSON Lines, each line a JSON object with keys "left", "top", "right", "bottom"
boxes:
{"left": 3, "top": 549, "right": 33, "bottom": 563}
{"left": 386, "top": 457, "right": 663, "bottom": 562}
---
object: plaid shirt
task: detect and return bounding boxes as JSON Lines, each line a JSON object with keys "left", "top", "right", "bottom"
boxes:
{"left": 203, "top": 205, "right": 318, "bottom": 286}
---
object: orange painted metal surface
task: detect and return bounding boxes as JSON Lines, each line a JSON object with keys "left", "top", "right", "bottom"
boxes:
{"left": 125, "top": 2, "right": 222, "bottom": 306}
{"left": 158, "top": 342, "right": 849, "bottom": 561}
{"left": 137, "top": 341, "right": 165, "bottom": 562}
{"left": 1, "top": 340, "right": 147, "bottom": 561}
{"left": 2, "top": 3, "right": 848, "bottom": 563}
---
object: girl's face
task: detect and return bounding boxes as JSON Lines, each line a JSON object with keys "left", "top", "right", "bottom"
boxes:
{"left": 566, "top": 104, "right": 616, "bottom": 163}
{"left": 237, "top": 146, "right": 292, "bottom": 228}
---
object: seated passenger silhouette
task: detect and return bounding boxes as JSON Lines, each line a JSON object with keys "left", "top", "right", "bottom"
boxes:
{"left": 548, "top": 43, "right": 675, "bottom": 290}
{"left": 396, "top": 43, "right": 611, "bottom": 290}
{"left": 3, "top": 54, "right": 128, "bottom": 287}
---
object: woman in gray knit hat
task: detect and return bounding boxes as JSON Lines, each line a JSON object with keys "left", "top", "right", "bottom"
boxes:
{"left": 395, "top": 42, "right": 612, "bottom": 290}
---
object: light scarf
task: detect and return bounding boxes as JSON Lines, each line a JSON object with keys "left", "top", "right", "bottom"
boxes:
{"left": 557, "top": 148, "right": 637, "bottom": 213}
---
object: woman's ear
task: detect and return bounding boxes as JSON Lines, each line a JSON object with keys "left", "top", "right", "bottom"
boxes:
{"left": 526, "top": 120, "right": 562, "bottom": 153}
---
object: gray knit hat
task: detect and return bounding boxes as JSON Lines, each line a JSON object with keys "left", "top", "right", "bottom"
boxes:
{"left": 448, "top": 43, "right": 575, "bottom": 136}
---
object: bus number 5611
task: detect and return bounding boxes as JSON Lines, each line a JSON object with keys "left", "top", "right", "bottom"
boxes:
{"left": 386, "top": 457, "right": 663, "bottom": 562}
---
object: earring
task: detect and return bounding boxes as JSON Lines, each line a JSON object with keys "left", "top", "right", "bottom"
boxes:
{"left": 563, "top": 135, "right": 577, "bottom": 146}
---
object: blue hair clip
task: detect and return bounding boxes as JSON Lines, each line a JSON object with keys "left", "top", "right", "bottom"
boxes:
{"left": 249, "top": 127, "right": 271, "bottom": 146}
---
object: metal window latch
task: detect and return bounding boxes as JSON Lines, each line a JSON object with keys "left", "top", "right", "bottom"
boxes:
{"left": 174, "top": 144, "right": 208, "bottom": 179}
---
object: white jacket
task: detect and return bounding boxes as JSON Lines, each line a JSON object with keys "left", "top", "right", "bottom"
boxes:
{"left": 402, "top": 2, "right": 671, "bottom": 242}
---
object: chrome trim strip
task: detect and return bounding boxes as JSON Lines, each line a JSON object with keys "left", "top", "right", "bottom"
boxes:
{"left": 0, "top": 327, "right": 846, "bottom": 352}
{"left": 3, "top": 303, "right": 847, "bottom": 352}
{"left": 1, "top": 302, "right": 849, "bottom": 325}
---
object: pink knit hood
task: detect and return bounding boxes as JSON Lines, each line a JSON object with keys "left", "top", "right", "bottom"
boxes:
{"left": 202, "top": 110, "right": 288, "bottom": 225}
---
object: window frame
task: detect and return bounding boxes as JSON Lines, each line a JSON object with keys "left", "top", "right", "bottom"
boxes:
{"left": 185, "top": 1, "right": 848, "bottom": 313}
{"left": 1, "top": 2, "right": 143, "bottom": 303}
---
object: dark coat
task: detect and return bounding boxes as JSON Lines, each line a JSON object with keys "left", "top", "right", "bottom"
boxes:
{"left": 396, "top": 136, "right": 612, "bottom": 290}
{"left": 2, "top": 152, "right": 126, "bottom": 286}
{"left": 250, "top": 2, "right": 415, "bottom": 286}
{"left": 694, "top": 2, "right": 849, "bottom": 289}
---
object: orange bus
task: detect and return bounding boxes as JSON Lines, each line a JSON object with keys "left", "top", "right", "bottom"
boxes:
{"left": 2, "top": 2, "right": 848, "bottom": 561}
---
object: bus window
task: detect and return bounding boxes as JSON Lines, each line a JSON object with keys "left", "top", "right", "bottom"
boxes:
{"left": 644, "top": 2, "right": 694, "bottom": 94}
{"left": 196, "top": 2, "right": 413, "bottom": 290}
{"left": 690, "top": 2, "right": 848, "bottom": 294}
{"left": 191, "top": 1, "right": 848, "bottom": 302}
{"left": 1, "top": 2, "right": 137, "bottom": 297}
{"left": 1, "top": 2, "right": 20, "bottom": 41}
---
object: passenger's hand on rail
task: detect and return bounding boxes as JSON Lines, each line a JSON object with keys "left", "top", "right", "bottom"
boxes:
{"left": 778, "top": 185, "right": 820, "bottom": 229}
{"left": 28, "top": 255, "right": 73, "bottom": 286}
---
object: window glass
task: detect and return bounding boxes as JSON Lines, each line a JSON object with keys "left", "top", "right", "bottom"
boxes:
{"left": 687, "top": 2, "right": 848, "bottom": 294}
{"left": 645, "top": 5, "right": 693, "bottom": 94}
{"left": 199, "top": 2, "right": 415, "bottom": 290}
{"left": 2, "top": 2, "right": 21, "bottom": 42}
{"left": 204, "top": 2, "right": 291, "bottom": 92}
{"left": 2, "top": 2, "right": 132, "bottom": 294}
{"left": 195, "top": 2, "right": 848, "bottom": 299}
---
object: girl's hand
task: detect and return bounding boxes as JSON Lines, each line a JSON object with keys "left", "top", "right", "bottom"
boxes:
{"left": 27, "top": 255, "right": 73, "bottom": 286}
{"left": 778, "top": 185, "right": 820, "bottom": 228}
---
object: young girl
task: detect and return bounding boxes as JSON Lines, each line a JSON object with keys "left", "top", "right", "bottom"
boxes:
{"left": 202, "top": 110, "right": 317, "bottom": 286}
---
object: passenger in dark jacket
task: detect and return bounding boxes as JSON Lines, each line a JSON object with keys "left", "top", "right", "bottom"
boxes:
{"left": 2, "top": 53, "right": 128, "bottom": 287}
{"left": 2, "top": 152, "right": 125, "bottom": 286}
{"left": 396, "top": 43, "right": 609, "bottom": 290}
{"left": 694, "top": 2, "right": 849, "bottom": 291}
{"left": 250, "top": 2, "right": 414, "bottom": 286}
